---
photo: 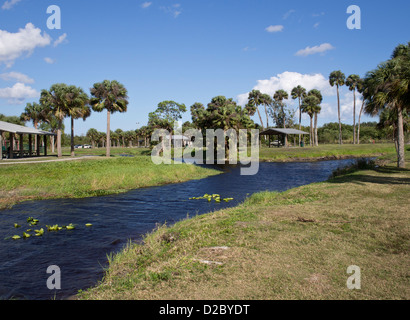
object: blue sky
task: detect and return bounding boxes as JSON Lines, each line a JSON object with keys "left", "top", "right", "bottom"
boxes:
{"left": 0, "top": 0, "right": 409, "bottom": 135}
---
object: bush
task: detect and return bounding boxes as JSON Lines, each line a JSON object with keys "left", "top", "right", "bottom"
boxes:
{"left": 330, "top": 158, "right": 376, "bottom": 179}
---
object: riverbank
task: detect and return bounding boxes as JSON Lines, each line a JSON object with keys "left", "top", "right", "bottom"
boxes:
{"left": 259, "top": 143, "right": 397, "bottom": 162}
{"left": 0, "top": 156, "right": 220, "bottom": 210}
{"left": 79, "top": 156, "right": 409, "bottom": 300}
{"left": 0, "top": 143, "right": 402, "bottom": 211}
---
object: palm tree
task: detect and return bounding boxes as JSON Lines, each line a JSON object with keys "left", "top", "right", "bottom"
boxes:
{"left": 356, "top": 78, "right": 366, "bottom": 144}
{"left": 346, "top": 74, "right": 361, "bottom": 144}
{"left": 273, "top": 89, "right": 289, "bottom": 103}
{"left": 64, "top": 86, "right": 90, "bottom": 156}
{"left": 329, "top": 70, "right": 346, "bottom": 144}
{"left": 291, "top": 85, "right": 307, "bottom": 146}
{"left": 273, "top": 90, "right": 289, "bottom": 145}
{"left": 40, "top": 83, "right": 71, "bottom": 158}
{"left": 307, "top": 89, "right": 323, "bottom": 146}
{"left": 261, "top": 93, "right": 272, "bottom": 128}
{"left": 90, "top": 80, "right": 129, "bottom": 157}
{"left": 301, "top": 95, "right": 320, "bottom": 146}
{"left": 86, "top": 128, "right": 99, "bottom": 148}
{"left": 363, "top": 42, "right": 410, "bottom": 168}
{"left": 20, "top": 102, "right": 46, "bottom": 151}
{"left": 246, "top": 90, "right": 265, "bottom": 130}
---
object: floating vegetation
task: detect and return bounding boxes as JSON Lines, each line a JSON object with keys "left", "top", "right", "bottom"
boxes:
{"left": 189, "top": 194, "right": 234, "bottom": 203}
{"left": 46, "top": 224, "right": 62, "bottom": 232}
{"left": 7, "top": 217, "right": 92, "bottom": 241}
{"left": 35, "top": 228, "right": 44, "bottom": 237}
{"left": 65, "top": 224, "right": 75, "bottom": 230}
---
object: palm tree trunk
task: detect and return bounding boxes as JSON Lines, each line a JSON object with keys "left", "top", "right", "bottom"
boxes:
{"left": 353, "top": 89, "right": 356, "bottom": 144}
{"left": 57, "top": 120, "right": 62, "bottom": 158}
{"left": 106, "top": 110, "right": 111, "bottom": 157}
{"left": 298, "top": 97, "right": 302, "bottom": 146}
{"left": 310, "top": 116, "right": 313, "bottom": 146}
{"left": 264, "top": 105, "right": 269, "bottom": 128}
{"left": 70, "top": 116, "right": 75, "bottom": 157}
{"left": 337, "top": 85, "right": 343, "bottom": 145}
{"left": 357, "top": 100, "right": 364, "bottom": 145}
{"left": 314, "top": 113, "right": 318, "bottom": 146}
{"left": 256, "top": 107, "right": 264, "bottom": 131}
{"left": 397, "top": 105, "right": 405, "bottom": 168}
{"left": 51, "top": 135, "right": 55, "bottom": 153}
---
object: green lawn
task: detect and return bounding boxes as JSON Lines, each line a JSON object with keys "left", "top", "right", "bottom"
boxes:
{"left": 259, "top": 143, "right": 397, "bottom": 162}
{"left": 0, "top": 155, "right": 220, "bottom": 210}
{"left": 79, "top": 156, "right": 409, "bottom": 300}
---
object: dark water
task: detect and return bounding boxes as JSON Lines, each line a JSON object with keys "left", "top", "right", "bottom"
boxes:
{"left": 0, "top": 159, "right": 359, "bottom": 300}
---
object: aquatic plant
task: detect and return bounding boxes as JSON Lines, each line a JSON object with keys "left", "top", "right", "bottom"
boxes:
{"left": 35, "top": 228, "right": 44, "bottom": 237}
{"left": 189, "top": 194, "right": 234, "bottom": 203}
{"left": 8, "top": 217, "right": 92, "bottom": 240}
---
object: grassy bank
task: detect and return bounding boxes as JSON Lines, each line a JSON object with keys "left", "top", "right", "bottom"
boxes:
{"left": 259, "top": 143, "right": 397, "bottom": 162}
{"left": 79, "top": 158, "right": 409, "bottom": 300}
{"left": 0, "top": 156, "right": 220, "bottom": 210}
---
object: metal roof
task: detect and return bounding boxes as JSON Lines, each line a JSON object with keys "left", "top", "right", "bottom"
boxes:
{"left": 259, "top": 128, "right": 309, "bottom": 135}
{"left": 0, "top": 120, "right": 56, "bottom": 136}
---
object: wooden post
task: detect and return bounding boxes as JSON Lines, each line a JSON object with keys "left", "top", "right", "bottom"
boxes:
{"left": 28, "top": 135, "right": 32, "bottom": 157}
{"left": 10, "top": 133, "right": 14, "bottom": 159}
{"left": 44, "top": 135, "right": 47, "bottom": 156}
{"left": 51, "top": 135, "right": 55, "bottom": 153}
{"left": 20, "top": 134, "right": 24, "bottom": 158}
{"left": 36, "top": 134, "right": 40, "bottom": 157}
{"left": 0, "top": 130, "right": 3, "bottom": 160}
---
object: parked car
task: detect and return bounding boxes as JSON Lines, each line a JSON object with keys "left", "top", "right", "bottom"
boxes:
{"left": 74, "top": 145, "right": 83, "bottom": 149}
{"left": 83, "top": 144, "right": 92, "bottom": 149}
{"left": 270, "top": 140, "right": 283, "bottom": 147}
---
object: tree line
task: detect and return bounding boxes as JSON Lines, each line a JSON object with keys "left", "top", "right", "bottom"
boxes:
{"left": 3, "top": 42, "right": 408, "bottom": 167}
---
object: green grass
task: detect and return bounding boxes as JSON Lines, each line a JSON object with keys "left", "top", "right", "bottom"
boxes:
{"left": 259, "top": 143, "right": 396, "bottom": 162}
{"left": 78, "top": 156, "right": 410, "bottom": 300}
{"left": 0, "top": 155, "right": 220, "bottom": 210}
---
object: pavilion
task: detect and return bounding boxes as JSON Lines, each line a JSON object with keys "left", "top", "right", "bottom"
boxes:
{"left": 259, "top": 128, "right": 309, "bottom": 148}
{"left": 0, "top": 121, "right": 56, "bottom": 160}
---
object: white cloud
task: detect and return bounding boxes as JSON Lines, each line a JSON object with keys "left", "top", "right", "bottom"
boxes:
{"left": 141, "top": 2, "right": 152, "bottom": 9}
{"left": 340, "top": 91, "right": 364, "bottom": 122}
{"left": 0, "top": 71, "right": 34, "bottom": 84}
{"left": 53, "top": 33, "right": 67, "bottom": 47}
{"left": 160, "top": 4, "right": 182, "bottom": 18}
{"left": 283, "top": 9, "right": 295, "bottom": 20}
{"left": 295, "top": 43, "right": 334, "bottom": 56}
{"left": 0, "top": 82, "right": 39, "bottom": 104}
{"left": 0, "top": 23, "right": 51, "bottom": 67}
{"left": 313, "top": 22, "right": 320, "bottom": 29}
{"left": 242, "top": 46, "right": 256, "bottom": 52}
{"left": 312, "top": 12, "right": 325, "bottom": 17}
{"left": 44, "top": 57, "right": 55, "bottom": 64}
{"left": 2, "top": 0, "right": 21, "bottom": 10}
{"left": 265, "top": 25, "right": 284, "bottom": 33}
{"left": 237, "top": 71, "right": 335, "bottom": 107}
